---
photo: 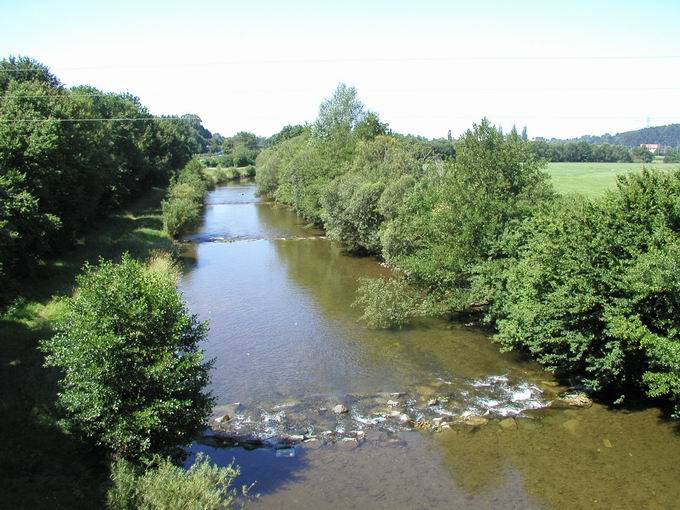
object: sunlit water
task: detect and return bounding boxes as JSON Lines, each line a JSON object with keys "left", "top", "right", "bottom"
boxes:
{"left": 179, "top": 182, "right": 680, "bottom": 509}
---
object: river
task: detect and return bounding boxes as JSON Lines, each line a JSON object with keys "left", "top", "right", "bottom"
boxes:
{"left": 179, "top": 181, "right": 680, "bottom": 509}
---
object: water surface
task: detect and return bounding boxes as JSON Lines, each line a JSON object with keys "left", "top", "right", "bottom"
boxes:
{"left": 180, "top": 182, "right": 680, "bottom": 509}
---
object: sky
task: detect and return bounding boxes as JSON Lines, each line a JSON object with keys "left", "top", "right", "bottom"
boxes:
{"left": 2, "top": 0, "right": 680, "bottom": 140}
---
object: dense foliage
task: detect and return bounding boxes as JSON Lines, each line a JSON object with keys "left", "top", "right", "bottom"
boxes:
{"left": 0, "top": 56, "right": 205, "bottom": 306}
{"left": 41, "top": 254, "right": 213, "bottom": 462}
{"left": 108, "top": 454, "right": 243, "bottom": 510}
{"left": 569, "top": 123, "right": 680, "bottom": 148}
{"left": 162, "top": 159, "right": 211, "bottom": 237}
{"left": 257, "top": 83, "right": 680, "bottom": 416}
{"left": 530, "top": 139, "right": 653, "bottom": 163}
{"left": 486, "top": 169, "right": 680, "bottom": 414}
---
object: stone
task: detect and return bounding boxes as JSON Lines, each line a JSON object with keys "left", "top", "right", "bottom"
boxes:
{"left": 498, "top": 418, "right": 517, "bottom": 430}
{"left": 453, "top": 416, "right": 488, "bottom": 429}
{"left": 303, "top": 438, "right": 322, "bottom": 449}
{"left": 339, "top": 437, "right": 359, "bottom": 450}
{"left": 387, "top": 399, "right": 400, "bottom": 407}
{"left": 333, "top": 404, "right": 349, "bottom": 414}
{"left": 397, "top": 413, "right": 413, "bottom": 425}
{"left": 554, "top": 392, "right": 593, "bottom": 408}
{"left": 214, "top": 414, "right": 231, "bottom": 424}
{"left": 282, "top": 434, "right": 305, "bottom": 443}
{"left": 561, "top": 419, "right": 579, "bottom": 434}
{"left": 431, "top": 417, "right": 445, "bottom": 427}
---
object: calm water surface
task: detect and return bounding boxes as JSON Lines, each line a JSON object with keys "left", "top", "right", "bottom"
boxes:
{"left": 180, "top": 182, "right": 680, "bottom": 509}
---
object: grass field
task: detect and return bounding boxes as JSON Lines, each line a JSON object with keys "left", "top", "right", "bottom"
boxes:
{"left": 0, "top": 188, "right": 173, "bottom": 509}
{"left": 548, "top": 161, "right": 680, "bottom": 196}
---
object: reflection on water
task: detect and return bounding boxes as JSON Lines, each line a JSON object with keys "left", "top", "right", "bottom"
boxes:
{"left": 180, "top": 183, "right": 680, "bottom": 509}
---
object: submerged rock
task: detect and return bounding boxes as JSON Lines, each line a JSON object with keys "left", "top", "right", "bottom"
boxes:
{"left": 452, "top": 416, "right": 489, "bottom": 429}
{"left": 339, "top": 437, "right": 359, "bottom": 450}
{"left": 498, "top": 417, "right": 518, "bottom": 430}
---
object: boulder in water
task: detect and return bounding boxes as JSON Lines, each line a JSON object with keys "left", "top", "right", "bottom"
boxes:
{"left": 552, "top": 392, "right": 593, "bottom": 408}
{"left": 333, "top": 404, "right": 349, "bottom": 414}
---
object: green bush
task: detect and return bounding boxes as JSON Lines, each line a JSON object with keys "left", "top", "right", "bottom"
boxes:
{"left": 489, "top": 169, "right": 680, "bottom": 413}
{"left": 107, "top": 454, "right": 244, "bottom": 510}
{"left": 162, "top": 160, "right": 210, "bottom": 237}
{"left": 41, "top": 253, "right": 213, "bottom": 462}
{"left": 353, "top": 275, "right": 423, "bottom": 329}
{"left": 381, "top": 121, "right": 554, "bottom": 309}
{"left": 237, "top": 165, "right": 256, "bottom": 178}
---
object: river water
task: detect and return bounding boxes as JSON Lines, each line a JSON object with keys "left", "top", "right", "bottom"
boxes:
{"left": 179, "top": 182, "right": 680, "bottom": 509}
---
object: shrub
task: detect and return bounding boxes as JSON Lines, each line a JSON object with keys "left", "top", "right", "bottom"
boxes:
{"left": 41, "top": 253, "right": 213, "bottom": 462}
{"left": 162, "top": 160, "right": 210, "bottom": 237}
{"left": 489, "top": 169, "right": 680, "bottom": 412}
{"left": 353, "top": 275, "right": 423, "bottom": 329}
{"left": 237, "top": 165, "right": 256, "bottom": 178}
{"left": 107, "top": 453, "right": 244, "bottom": 510}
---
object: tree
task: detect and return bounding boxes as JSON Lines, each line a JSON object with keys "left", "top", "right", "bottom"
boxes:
{"left": 312, "top": 83, "right": 365, "bottom": 138}
{"left": 41, "top": 254, "right": 213, "bottom": 462}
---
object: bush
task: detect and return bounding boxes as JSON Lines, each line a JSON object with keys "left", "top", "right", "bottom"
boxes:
{"left": 381, "top": 121, "right": 554, "bottom": 309}
{"left": 237, "top": 165, "right": 256, "bottom": 178}
{"left": 353, "top": 275, "right": 423, "bottom": 329}
{"left": 162, "top": 160, "right": 210, "bottom": 237}
{"left": 489, "top": 169, "right": 680, "bottom": 413}
{"left": 107, "top": 453, "right": 244, "bottom": 510}
{"left": 41, "top": 253, "right": 213, "bottom": 462}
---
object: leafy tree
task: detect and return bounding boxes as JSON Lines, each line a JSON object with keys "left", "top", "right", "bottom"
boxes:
{"left": 312, "top": 83, "right": 365, "bottom": 138}
{"left": 353, "top": 275, "right": 423, "bottom": 329}
{"left": 381, "top": 119, "right": 554, "bottom": 310}
{"left": 41, "top": 254, "right": 213, "bottom": 462}
{"left": 267, "top": 124, "right": 308, "bottom": 146}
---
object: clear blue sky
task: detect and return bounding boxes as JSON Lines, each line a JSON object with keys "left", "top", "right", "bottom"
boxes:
{"left": 3, "top": 0, "right": 680, "bottom": 139}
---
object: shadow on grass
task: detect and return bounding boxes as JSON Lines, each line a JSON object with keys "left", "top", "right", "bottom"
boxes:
{"left": 0, "top": 187, "right": 173, "bottom": 509}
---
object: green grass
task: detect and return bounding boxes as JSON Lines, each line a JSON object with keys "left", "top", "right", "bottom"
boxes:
{"left": 0, "top": 187, "right": 173, "bottom": 509}
{"left": 548, "top": 161, "right": 680, "bottom": 196}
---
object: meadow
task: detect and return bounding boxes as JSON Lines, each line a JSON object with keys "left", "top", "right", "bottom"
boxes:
{"left": 548, "top": 161, "right": 679, "bottom": 196}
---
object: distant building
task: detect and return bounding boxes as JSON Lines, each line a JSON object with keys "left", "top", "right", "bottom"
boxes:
{"left": 641, "top": 143, "right": 660, "bottom": 153}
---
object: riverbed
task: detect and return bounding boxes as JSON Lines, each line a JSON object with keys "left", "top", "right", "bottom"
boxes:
{"left": 179, "top": 182, "right": 680, "bottom": 509}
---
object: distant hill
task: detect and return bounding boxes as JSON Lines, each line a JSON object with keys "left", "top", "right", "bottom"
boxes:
{"left": 556, "top": 124, "right": 680, "bottom": 148}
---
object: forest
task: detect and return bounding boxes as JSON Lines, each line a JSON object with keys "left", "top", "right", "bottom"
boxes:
{"left": 0, "top": 56, "right": 212, "bottom": 306}
{"left": 256, "top": 83, "right": 680, "bottom": 418}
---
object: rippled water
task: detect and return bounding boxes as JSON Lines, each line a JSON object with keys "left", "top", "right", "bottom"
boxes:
{"left": 179, "top": 182, "right": 680, "bottom": 509}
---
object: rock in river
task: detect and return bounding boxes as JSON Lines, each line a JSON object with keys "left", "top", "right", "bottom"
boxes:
{"left": 552, "top": 392, "right": 593, "bottom": 408}
{"left": 333, "top": 404, "right": 349, "bottom": 414}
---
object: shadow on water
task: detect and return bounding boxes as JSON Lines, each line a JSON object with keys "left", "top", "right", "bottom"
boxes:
{"left": 186, "top": 443, "right": 310, "bottom": 498}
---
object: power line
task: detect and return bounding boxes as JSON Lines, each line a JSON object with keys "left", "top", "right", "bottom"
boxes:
{"left": 2, "top": 86, "right": 680, "bottom": 101}
{"left": 2, "top": 54, "right": 680, "bottom": 73}
{"left": 0, "top": 117, "right": 194, "bottom": 123}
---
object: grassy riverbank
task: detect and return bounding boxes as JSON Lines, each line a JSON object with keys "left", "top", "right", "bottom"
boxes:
{"left": 0, "top": 187, "right": 173, "bottom": 509}
{"left": 548, "top": 161, "right": 679, "bottom": 196}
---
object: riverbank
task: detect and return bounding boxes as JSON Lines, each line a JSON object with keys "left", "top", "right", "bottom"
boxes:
{"left": 0, "top": 187, "right": 173, "bottom": 508}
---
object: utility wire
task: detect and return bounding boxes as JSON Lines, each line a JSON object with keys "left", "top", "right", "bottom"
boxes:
{"left": 3, "top": 86, "right": 680, "bottom": 100}
{"left": 2, "top": 54, "right": 680, "bottom": 73}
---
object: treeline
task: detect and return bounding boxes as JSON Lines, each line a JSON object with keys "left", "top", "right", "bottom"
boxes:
{"left": 530, "top": 139, "right": 654, "bottom": 163}
{"left": 257, "top": 83, "right": 680, "bottom": 417}
{"left": 569, "top": 123, "right": 680, "bottom": 148}
{"left": 0, "top": 56, "right": 207, "bottom": 304}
